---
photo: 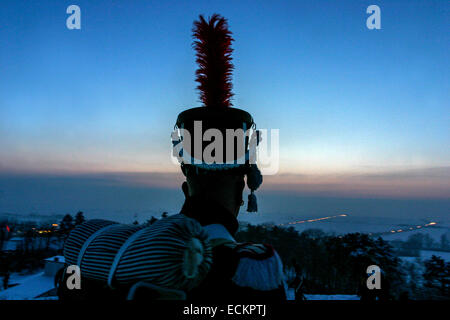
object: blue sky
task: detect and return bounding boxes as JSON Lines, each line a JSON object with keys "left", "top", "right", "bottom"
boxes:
{"left": 0, "top": 0, "right": 449, "bottom": 198}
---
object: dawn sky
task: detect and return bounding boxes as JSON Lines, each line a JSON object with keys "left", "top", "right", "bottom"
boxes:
{"left": 0, "top": 0, "right": 449, "bottom": 198}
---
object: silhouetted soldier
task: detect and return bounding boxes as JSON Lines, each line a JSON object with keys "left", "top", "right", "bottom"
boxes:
{"left": 172, "top": 14, "right": 286, "bottom": 300}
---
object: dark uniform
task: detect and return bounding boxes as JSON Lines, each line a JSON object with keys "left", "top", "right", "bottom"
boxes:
{"left": 182, "top": 196, "right": 287, "bottom": 300}
{"left": 58, "top": 196, "right": 286, "bottom": 301}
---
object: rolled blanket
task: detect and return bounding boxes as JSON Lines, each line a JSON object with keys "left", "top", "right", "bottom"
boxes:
{"left": 63, "top": 214, "right": 212, "bottom": 291}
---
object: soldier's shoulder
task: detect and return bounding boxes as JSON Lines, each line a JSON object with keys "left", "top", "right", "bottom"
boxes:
{"left": 222, "top": 242, "right": 285, "bottom": 291}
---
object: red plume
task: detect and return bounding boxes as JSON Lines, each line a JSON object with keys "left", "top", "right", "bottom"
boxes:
{"left": 193, "top": 14, "right": 234, "bottom": 108}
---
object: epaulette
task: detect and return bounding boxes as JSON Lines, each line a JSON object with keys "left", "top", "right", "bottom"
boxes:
{"left": 225, "top": 242, "right": 285, "bottom": 291}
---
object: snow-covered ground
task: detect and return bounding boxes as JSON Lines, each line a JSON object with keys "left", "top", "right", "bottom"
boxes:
{"left": 420, "top": 250, "right": 450, "bottom": 262}
{"left": 2, "top": 269, "right": 359, "bottom": 301}
{"left": 0, "top": 272, "right": 55, "bottom": 300}
{"left": 305, "top": 294, "right": 359, "bottom": 300}
{"left": 2, "top": 275, "right": 360, "bottom": 301}
{"left": 399, "top": 256, "right": 419, "bottom": 264}
{"left": 286, "top": 288, "right": 359, "bottom": 300}
{"left": 399, "top": 250, "right": 450, "bottom": 263}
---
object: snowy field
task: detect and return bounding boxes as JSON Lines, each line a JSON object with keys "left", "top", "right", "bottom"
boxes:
{"left": 400, "top": 250, "right": 450, "bottom": 263}
{"left": 420, "top": 250, "right": 450, "bottom": 262}
{"left": 1, "top": 272, "right": 361, "bottom": 301}
{"left": 286, "top": 289, "right": 359, "bottom": 301}
{"left": 0, "top": 272, "right": 54, "bottom": 300}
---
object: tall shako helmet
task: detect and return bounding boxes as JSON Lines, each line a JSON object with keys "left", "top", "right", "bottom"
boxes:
{"left": 172, "top": 14, "right": 262, "bottom": 212}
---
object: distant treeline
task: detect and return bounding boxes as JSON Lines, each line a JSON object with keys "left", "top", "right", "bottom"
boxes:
{"left": 390, "top": 233, "right": 450, "bottom": 257}
{"left": 236, "top": 224, "right": 449, "bottom": 300}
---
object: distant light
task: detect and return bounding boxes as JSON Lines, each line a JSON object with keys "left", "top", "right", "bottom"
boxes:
{"left": 278, "top": 213, "right": 349, "bottom": 227}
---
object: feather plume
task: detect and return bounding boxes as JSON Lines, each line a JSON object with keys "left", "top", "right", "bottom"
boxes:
{"left": 192, "top": 14, "right": 234, "bottom": 108}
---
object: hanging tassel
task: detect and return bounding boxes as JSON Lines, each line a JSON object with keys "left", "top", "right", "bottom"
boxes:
{"left": 246, "top": 165, "right": 262, "bottom": 213}
{"left": 246, "top": 165, "right": 263, "bottom": 191}
{"left": 247, "top": 191, "right": 258, "bottom": 212}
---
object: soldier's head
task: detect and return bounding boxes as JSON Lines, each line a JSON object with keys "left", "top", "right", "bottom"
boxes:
{"left": 181, "top": 166, "right": 246, "bottom": 217}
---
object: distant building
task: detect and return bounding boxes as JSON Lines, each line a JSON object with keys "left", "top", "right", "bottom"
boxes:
{"left": 3, "top": 237, "right": 23, "bottom": 251}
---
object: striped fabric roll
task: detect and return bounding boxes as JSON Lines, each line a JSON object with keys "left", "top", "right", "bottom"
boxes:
{"left": 63, "top": 215, "right": 212, "bottom": 291}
